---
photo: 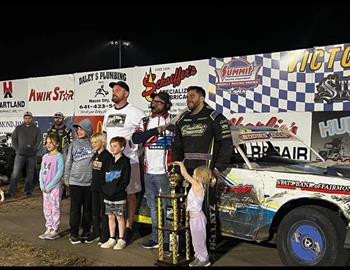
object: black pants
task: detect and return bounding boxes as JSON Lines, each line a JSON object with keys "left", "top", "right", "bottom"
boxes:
{"left": 91, "top": 191, "right": 109, "bottom": 242}
{"left": 69, "top": 185, "right": 92, "bottom": 237}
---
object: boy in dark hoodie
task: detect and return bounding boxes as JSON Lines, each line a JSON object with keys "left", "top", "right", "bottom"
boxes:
{"left": 100, "top": 136, "right": 130, "bottom": 250}
{"left": 64, "top": 118, "right": 94, "bottom": 244}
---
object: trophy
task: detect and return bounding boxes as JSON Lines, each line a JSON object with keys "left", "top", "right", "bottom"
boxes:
{"left": 157, "top": 163, "right": 191, "bottom": 266}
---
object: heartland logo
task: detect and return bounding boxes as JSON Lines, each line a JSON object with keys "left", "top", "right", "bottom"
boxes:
{"left": 215, "top": 58, "right": 261, "bottom": 93}
{"left": 3, "top": 81, "right": 13, "bottom": 99}
{"left": 142, "top": 65, "right": 197, "bottom": 101}
{"left": 29, "top": 87, "right": 74, "bottom": 102}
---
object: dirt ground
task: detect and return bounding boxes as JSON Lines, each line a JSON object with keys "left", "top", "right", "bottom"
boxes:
{"left": 0, "top": 181, "right": 93, "bottom": 266}
{"left": 0, "top": 231, "right": 92, "bottom": 266}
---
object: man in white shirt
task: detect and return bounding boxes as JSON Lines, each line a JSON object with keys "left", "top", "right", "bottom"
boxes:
{"left": 132, "top": 91, "right": 173, "bottom": 249}
{"left": 103, "top": 81, "right": 146, "bottom": 244}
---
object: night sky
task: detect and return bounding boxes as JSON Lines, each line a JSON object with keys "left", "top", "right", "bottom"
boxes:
{"left": 0, "top": 3, "right": 349, "bottom": 81}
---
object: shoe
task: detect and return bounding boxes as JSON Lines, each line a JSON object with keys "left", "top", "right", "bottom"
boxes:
{"left": 142, "top": 240, "right": 159, "bottom": 249}
{"left": 5, "top": 192, "right": 13, "bottom": 199}
{"left": 46, "top": 230, "right": 59, "bottom": 240}
{"left": 189, "top": 258, "right": 211, "bottom": 267}
{"left": 38, "top": 229, "right": 50, "bottom": 240}
{"left": 124, "top": 228, "right": 133, "bottom": 244}
{"left": 100, "top": 238, "right": 116, "bottom": 249}
{"left": 113, "top": 238, "right": 126, "bottom": 250}
{"left": 85, "top": 235, "right": 99, "bottom": 244}
{"left": 25, "top": 192, "right": 32, "bottom": 197}
{"left": 69, "top": 236, "right": 82, "bottom": 244}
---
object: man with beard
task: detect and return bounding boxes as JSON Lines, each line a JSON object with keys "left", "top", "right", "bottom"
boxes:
{"left": 103, "top": 81, "right": 146, "bottom": 245}
{"left": 172, "top": 86, "right": 233, "bottom": 262}
{"left": 132, "top": 91, "right": 173, "bottom": 250}
{"left": 47, "top": 112, "right": 73, "bottom": 199}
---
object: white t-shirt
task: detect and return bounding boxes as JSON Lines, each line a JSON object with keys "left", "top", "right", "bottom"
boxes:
{"left": 103, "top": 103, "right": 146, "bottom": 164}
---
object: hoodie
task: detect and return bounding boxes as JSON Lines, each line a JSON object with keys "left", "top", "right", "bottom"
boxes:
{"left": 64, "top": 118, "right": 94, "bottom": 186}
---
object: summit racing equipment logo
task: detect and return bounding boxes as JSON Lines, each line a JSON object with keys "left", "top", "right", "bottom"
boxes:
{"left": 141, "top": 65, "right": 197, "bottom": 102}
{"left": 215, "top": 58, "right": 261, "bottom": 94}
{"left": 314, "top": 74, "right": 350, "bottom": 103}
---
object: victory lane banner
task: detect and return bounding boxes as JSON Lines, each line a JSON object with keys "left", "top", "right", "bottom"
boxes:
{"left": 74, "top": 68, "right": 134, "bottom": 116}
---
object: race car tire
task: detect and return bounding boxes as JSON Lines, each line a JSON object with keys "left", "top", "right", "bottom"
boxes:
{"left": 276, "top": 205, "right": 348, "bottom": 266}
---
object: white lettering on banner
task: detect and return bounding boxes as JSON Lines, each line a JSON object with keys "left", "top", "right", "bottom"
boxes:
{"left": 319, "top": 116, "right": 350, "bottom": 138}
{"left": 29, "top": 88, "right": 74, "bottom": 102}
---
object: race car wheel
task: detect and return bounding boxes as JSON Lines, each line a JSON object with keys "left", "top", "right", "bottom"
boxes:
{"left": 276, "top": 206, "right": 347, "bottom": 266}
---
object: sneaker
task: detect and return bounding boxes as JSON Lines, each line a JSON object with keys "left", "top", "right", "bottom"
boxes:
{"left": 5, "top": 192, "right": 13, "bottom": 199}
{"left": 113, "top": 238, "right": 126, "bottom": 250}
{"left": 124, "top": 228, "right": 133, "bottom": 244}
{"left": 189, "top": 258, "right": 211, "bottom": 267}
{"left": 80, "top": 232, "right": 90, "bottom": 242}
{"left": 70, "top": 236, "right": 82, "bottom": 244}
{"left": 38, "top": 229, "right": 50, "bottom": 240}
{"left": 142, "top": 240, "right": 159, "bottom": 249}
{"left": 85, "top": 235, "right": 100, "bottom": 244}
{"left": 100, "top": 238, "right": 116, "bottom": 249}
{"left": 46, "top": 230, "right": 59, "bottom": 240}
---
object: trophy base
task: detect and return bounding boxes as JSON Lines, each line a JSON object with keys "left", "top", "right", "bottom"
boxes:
{"left": 156, "top": 258, "right": 192, "bottom": 267}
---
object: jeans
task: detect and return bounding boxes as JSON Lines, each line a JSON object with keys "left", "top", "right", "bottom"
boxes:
{"left": 69, "top": 185, "right": 92, "bottom": 237}
{"left": 9, "top": 155, "right": 36, "bottom": 195}
{"left": 144, "top": 173, "right": 169, "bottom": 243}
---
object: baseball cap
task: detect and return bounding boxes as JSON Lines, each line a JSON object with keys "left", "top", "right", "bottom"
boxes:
{"left": 54, "top": 112, "right": 64, "bottom": 118}
{"left": 23, "top": 111, "right": 33, "bottom": 117}
{"left": 109, "top": 81, "right": 130, "bottom": 92}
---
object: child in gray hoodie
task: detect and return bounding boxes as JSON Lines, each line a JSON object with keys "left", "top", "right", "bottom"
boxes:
{"left": 64, "top": 118, "right": 94, "bottom": 244}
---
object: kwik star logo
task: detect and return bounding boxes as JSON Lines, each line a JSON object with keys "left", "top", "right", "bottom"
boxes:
{"left": 29, "top": 87, "right": 74, "bottom": 102}
{"left": 142, "top": 65, "right": 197, "bottom": 101}
{"left": 3, "top": 81, "right": 13, "bottom": 98}
{"left": 215, "top": 58, "right": 261, "bottom": 93}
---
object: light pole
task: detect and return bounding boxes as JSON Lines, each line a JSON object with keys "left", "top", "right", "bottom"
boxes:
{"left": 111, "top": 39, "right": 130, "bottom": 68}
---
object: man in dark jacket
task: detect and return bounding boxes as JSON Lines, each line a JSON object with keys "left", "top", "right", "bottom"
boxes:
{"left": 6, "top": 111, "right": 42, "bottom": 197}
{"left": 173, "top": 86, "right": 232, "bottom": 172}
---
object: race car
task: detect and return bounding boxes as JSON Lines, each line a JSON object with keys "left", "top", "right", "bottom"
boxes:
{"left": 216, "top": 126, "right": 350, "bottom": 266}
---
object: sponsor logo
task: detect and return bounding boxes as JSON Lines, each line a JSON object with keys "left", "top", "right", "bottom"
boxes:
{"left": 314, "top": 74, "right": 350, "bottom": 103}
{"left": 276, "top": 179, "right": 350, "bottom": 195}
{"left": 230, "top": 116, "right": 298, "bottom": 134}
{"left": 141, "top": 65, "right": 197, "bottom": 102}
{"left": 29, "top": 87, "right": 74, "bottom": 102}
{"left": 3, "top": 81, "right": 13, "bottom": 98}
{"left": 215, "top": 58, "right": 261, "bottom": 93}
{"left": 95, "top": 85, "right": 109, "bottom": 97}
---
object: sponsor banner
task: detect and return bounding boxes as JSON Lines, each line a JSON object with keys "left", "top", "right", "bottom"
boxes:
{"left": 73, "top": 115, "right": 104, "bottom": 134}
{"left": 311, "top": 111, "right": 350, "bottom": 163}
{"left": 0, "top": 116, "right": 23, "bottom": 135}
{"left": 132, "top": 60, "right": 208, "bottom": 116}
{"left": 28, "top": 74, "right": 74, "bottom": 116}
{"left": 0, "top": 79, "right": 28, "bottom": 116}
{"left": 74, "top": 68, "right": 133, "bottom": 115}
{"left": 207, "top": 43, "right": 350, "bottom": 114}
{"left": 230, "top": 112, "right": 312, "bottom": 160}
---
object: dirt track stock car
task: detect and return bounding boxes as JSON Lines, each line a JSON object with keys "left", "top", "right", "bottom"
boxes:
{"left": 215, "top": 126, "right": 350, "bottom": 266}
